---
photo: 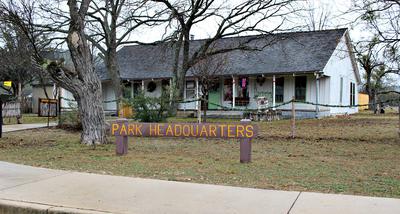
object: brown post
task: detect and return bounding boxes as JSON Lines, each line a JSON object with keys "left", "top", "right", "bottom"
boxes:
{"left": 240, "top": 138, "right": 251, "bottom": 163}
{"left": 240, "top": 120, "right": 252, "bottom": 163}
{"left": 291, "top": 96, "right": 296, "bottom": 138}
{"left": 115, "top": 118, "right": 128, "bottom": 156}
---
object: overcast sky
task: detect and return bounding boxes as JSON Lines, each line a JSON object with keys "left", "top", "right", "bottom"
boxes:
{"left": 46, "top": 0, "right": 371, "bottom": 46}
{"left": 123, "top": 0, "right": 370, "bottom": 45}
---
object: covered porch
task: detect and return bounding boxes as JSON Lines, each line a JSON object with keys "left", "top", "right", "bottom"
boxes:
{"left": 101, "top": 72, "right": 331, "bottom": 118}
{"left": 180, "top": 73, "right": 330, "bottom": 118}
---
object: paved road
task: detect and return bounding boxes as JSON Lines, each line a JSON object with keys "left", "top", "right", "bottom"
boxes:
{"left": 2, "top": 123, "right": 57, "bottom": 133}
{"left": 0, "top": 161, "right": 399, "bottom": 214}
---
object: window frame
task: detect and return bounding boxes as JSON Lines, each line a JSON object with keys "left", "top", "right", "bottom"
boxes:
{"left": 295, "top": 76, "right": 307, "bottom": 101}
{"left": 350, "top": 82, "right": 356, "bottom": 106}
{"left": 275, "top": 77, "right": 284, "bottom": 103}
{"left": 185, "top": 80, "right": 196, "bottom": 99}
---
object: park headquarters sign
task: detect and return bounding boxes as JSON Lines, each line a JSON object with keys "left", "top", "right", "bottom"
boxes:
{"left": 111, "top": 119, "right": 257, "bottom": 163}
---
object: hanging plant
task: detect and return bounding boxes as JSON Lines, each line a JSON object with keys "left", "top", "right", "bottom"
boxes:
{"left": 147, "top": 81, "right": 157, "bottom": 92}
{"left": 256, "top": 76, "right": 266, "bottom": 86}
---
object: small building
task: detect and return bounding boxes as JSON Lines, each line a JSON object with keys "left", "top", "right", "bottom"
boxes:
{"left": 31, "top": 50, "right": 77, "bottom": 114}
{"left": 31, "top": 81, "right": 75, "bottom": 114}
{"left": 99, "top": 28, "right": 360, "bottom": 118}
{"left": 358, "top": 93, "right": 369, "bottom": 111}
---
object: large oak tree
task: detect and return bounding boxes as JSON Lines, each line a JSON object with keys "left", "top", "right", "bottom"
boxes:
{"left": 1, "top": 0, "right": 108, "bottom": 144}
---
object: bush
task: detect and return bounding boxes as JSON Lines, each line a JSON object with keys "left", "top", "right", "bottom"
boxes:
{"left": 126, "top": 90, "right": 171, "bottom": 122}
{"left": 59, "top": 102, "right": 82, "bottom": 130}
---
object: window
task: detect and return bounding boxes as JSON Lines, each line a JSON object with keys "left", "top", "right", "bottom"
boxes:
{"left": 186, "top": 80, "right": 196, "bottom": 99}
{"left": 122, "top": 81, "right": 132, "bottom": 99}
{"left": 350, "top": 82, "right": 356, "bottom": 106}
{"left": 133, "top": 81, "right": 142, "bottom": 96}
{"left": 161, "top": 79, "right": 170, "bottom": 91}
{"left": 275, "top": 77, "right": 284, "bottom": 103}
{"left": 295, "top": 76, "right": 307, "bottom": 101}
{"left": 237, "top": 77, "right": 249, "bottom": 98}
{"left": 223, "top": 79, "right": 233, "bottom": 102}
{"left": 235, "top": 77, "right": 249, "bottom": 106}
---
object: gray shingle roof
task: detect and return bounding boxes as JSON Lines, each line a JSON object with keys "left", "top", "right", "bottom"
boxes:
{"left": 97, "top": 28, "right": 348, "bottom": 80}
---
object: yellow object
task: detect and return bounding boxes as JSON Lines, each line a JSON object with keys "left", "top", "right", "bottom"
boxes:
{"left": 3, "top": 81, "right": 12, "bottom": 87}
{"left": 358, "top": 93, "right": 369, "bottom": 110}
{"left": 119, "top": 105, "right": 133, "bottom": 118}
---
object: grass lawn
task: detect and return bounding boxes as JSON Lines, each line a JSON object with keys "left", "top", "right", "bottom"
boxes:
{"left": 2, "top": 114, "right": 57, "bottom": 125}
{"left": 0, "top": 112, "right": 399, "bottom": 198}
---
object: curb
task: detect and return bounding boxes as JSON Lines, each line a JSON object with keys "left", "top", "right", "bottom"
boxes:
{"left": 0, "top": 199, "right": 112, "bottom": 214}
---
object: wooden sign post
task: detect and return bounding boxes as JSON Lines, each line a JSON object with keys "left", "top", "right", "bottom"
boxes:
{"left": 111, "top": 119, "right": 258, "bottom": 163}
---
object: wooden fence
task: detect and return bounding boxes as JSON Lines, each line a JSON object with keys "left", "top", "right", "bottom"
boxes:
{"left": 2, "top": 101, "right": 21, "bottom": 118}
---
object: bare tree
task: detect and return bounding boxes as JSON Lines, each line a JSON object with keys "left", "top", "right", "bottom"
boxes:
{"left": 0, "top": 22, "right": 39, "bottom": 123}
{"left": 85, "top": 0, "right": 167, "bottom": 113}
{"left": 191, "top": 54, "right": 227, "bottom": 122}
{"left": 353, "top": 38, "right": 384, "bottom": 111}
{"left": 301, "top": 0, "right": 333, "bottom": 31}
{"left": 370, "top": 65, "right": 399, "bottom": 112}
{"left": 354, "top": 0, "right": 400, "bottom": 70}
{"left": 1, "top": 0, "right": 108, "bottom": 145}
{"left": 0, "top": 24, "right": 35, "bottom": 96}
{"left": 151, "top": 0, "right": 300, "bottom": 114}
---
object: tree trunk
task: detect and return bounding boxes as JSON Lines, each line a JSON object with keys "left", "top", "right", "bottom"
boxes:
{"left": 371, "top": 89, "right": 377, "bottom": 114}
{"left": 106, "top": 49, "right": 122, "bottom": 116}
{"left": 169, "top": 34, "right": 184, "bottom": 116}
{"left": 366, "top": 72, "right": 373, "bottom": 111}
{"left": 16, "top": 82, "right": 22, "bottom": 124}
{"left": 77, "top": 87, "right": 107, "bottom": 145}
{"left": 47, "top": 0, "right": 108, "bottom": 145}
{"left": 368, "top": 93, "right": 375, "bottom": 111}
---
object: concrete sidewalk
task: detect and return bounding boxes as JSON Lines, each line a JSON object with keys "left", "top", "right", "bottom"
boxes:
{"left": 0, "top": 161, "right": 399, "bottom": 214}
{"left": 2, "top": 123, "right": 57, "bottom": 133}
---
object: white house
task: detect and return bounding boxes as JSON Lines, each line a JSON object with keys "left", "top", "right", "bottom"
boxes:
{"left": 98, "top": 28, "right": 360, "bottom": 118}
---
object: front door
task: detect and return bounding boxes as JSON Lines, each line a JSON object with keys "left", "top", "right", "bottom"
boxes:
{"left": 208, "top": 80, "right": 221, "bottom": 110}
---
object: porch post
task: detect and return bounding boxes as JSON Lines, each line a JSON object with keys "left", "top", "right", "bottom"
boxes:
{"left": 272, "top": 75, "right": 276, "bottom": 110}
{"left": 232, "top": 76, "right": 236, "bottom": 108}
{"left": 196, "top": 77, "right": 201, "bottom": 123}
{"left": 315, "top": 73, "right": 320, "bottom": 118}
{"left": 141, "top": 80, "right": 145, "bottom": 91}
{"left": 169, "top": 78, "right": 173, "bottom": 105}
{"left": 130, "top": 81, "right": 134, "bottom": 98}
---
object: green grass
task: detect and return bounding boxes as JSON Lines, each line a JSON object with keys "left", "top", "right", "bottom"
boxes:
{"left": 2, "top": 114, "right": 57, "bottom": 125}
{"left": 0, "top": 112, "right": 399, "bottom": 198}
